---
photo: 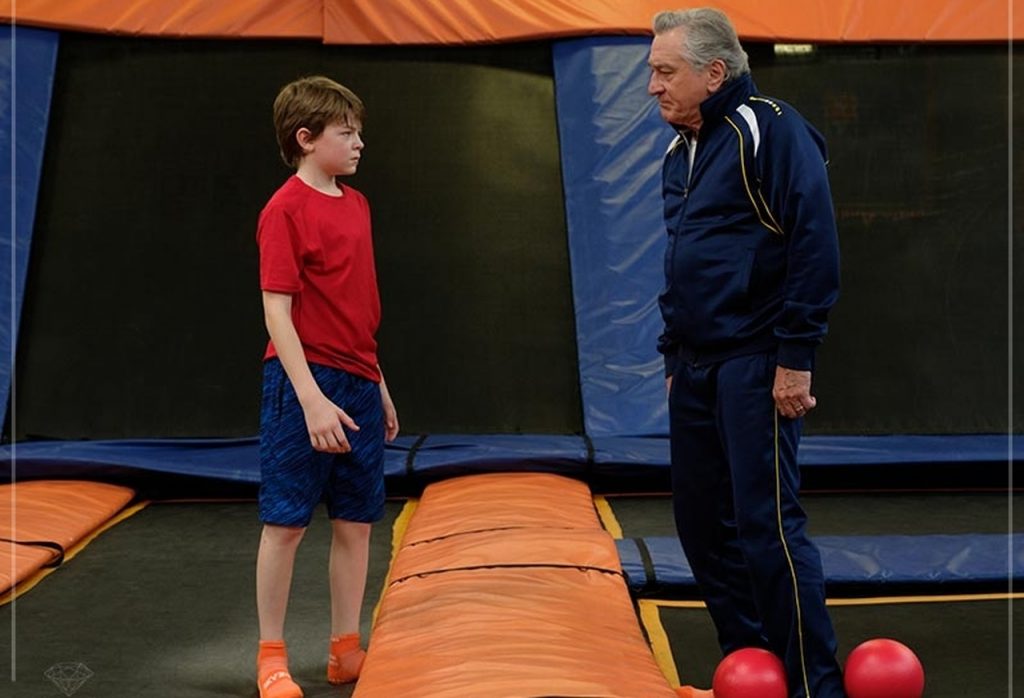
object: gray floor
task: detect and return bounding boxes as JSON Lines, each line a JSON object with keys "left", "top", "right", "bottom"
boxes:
{"left": 0, "top": 500, "right": 403, "bottom": 698}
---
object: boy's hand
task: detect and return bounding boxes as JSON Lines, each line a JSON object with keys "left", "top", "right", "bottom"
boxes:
{"left": 303, "top": 394, "right": 360, "bottom": 453}
{"left": 380, "top": 384, "right": 399, "bottom": 442}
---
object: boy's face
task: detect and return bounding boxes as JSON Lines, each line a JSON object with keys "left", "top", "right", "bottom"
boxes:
{"left": 305, "top": 119, "right": 364, "bottom": 176}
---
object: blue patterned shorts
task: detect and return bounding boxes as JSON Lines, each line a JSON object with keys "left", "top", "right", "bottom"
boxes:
{"left": 258, "top": 358, "right": 385, "bottom": 526}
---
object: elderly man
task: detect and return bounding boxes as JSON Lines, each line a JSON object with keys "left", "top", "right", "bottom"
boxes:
{"left": 648, "top": 8, "right": 845, "bottom": 698}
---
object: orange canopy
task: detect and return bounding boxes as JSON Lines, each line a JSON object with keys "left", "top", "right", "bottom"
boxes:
{"left": 4, "top": 0, "right": 1019, "bottom": 43}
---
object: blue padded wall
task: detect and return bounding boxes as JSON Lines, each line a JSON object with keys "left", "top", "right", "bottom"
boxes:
{"left": 0, "top": 27, "right": 59, "bottom": 430}
{"left": 553, "top": 37, "right": 672, "bottom": 437}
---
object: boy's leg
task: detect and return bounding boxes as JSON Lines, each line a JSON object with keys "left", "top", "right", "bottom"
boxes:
{"left": 320, "top": 367, "right": 386, "bottom": 684}
{"left": 256, "top": 524, "right": 307, "bottom": 640}
{"left": 255, "top": 359, "right": 329, "bottom": 698}
{"left": 255, "top": 525, "right": 306, "bottom": 698}
{"left": 327, "top": 519, "right": 371, "bottom": 684}
{"left": 329, "top": 519, "right": 371, "bottom": 636}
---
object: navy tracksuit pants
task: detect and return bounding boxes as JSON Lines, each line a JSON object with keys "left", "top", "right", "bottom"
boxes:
{"left": 668, "top": 351, "right": 845, "bottom": 698}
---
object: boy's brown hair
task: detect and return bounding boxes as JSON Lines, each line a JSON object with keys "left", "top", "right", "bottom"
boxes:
{"left": 273, "top": 76, "right": 366, "bottom": 168}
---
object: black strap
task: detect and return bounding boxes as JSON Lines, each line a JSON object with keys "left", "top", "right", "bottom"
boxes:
{"left": 634, "top": 537, "right": 656, "bottom": 590}
{"left": 404, "top": 433, "right": 429, "bottom": 478}
{"left": 0, "top": 537, "right": 65, "bottom": 568}
{"left": 581, "top": 433, "right": 595, "bottom": 478}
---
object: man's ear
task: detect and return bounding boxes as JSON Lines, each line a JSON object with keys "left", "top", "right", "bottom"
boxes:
{"left": 295, "top": 127, "right": 315, "bottom": 154}
{"left": 706, "top": 58, "right": 727, "bottom": 93}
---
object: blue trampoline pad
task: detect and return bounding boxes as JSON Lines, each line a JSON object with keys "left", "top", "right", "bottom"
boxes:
{"left": 618, "top": 534, "right": 1024, "bottom": 597}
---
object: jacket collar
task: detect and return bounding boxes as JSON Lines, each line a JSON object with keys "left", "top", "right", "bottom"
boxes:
{"left": 698, "top": 73, "right": 756, "bottom": 132}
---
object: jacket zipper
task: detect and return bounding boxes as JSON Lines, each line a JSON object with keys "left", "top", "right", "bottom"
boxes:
{"left": 683, "top": 132, "right": 697, "bottom": 199}
{"left": 667, "top": 133, "right": 696, "bottom": 288}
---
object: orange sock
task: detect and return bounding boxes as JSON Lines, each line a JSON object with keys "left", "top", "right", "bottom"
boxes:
{"left": 675, "top": 686, "right": 715, "bottom": 698}
{"left": 257, "top": 640, "right": 303, "bottom": 698}
{"left": 327, "top": 633, "right": 365, "bottom": 684}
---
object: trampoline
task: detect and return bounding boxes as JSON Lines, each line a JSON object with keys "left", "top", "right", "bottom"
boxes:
{"left": 1, "top": 473, "right": 1021, "bottom": 697}
{"left": 1, "top": 2, "right": 1021, "bottom": 697}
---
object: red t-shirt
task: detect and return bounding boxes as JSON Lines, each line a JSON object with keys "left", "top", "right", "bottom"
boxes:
{"left": 257, "top": 175, "right": 381, "bottom": 383}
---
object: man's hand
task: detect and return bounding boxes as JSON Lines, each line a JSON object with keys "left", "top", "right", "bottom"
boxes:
{"left": 772, "top": 366, "right": 816, "bottom": 419}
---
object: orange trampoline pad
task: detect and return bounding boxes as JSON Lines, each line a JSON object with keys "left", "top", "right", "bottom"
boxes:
{"left": 402, "top": 471, "right": 601, "bottom": 544}
{"left": 356, "top": 472, "right": 677, "bottom": 697}
{"left": 359, "top": 567, "right": 678, "bottom": 698}
{"left": 389, "top": 527, "right": 622, "bottom": 583}
{"left": 0, "top": 480, "right": 136, "bottom": 594}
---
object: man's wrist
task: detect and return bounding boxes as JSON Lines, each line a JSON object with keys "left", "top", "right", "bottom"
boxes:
{"left": 777, "top": 342, "right": 815, "bottom": 371}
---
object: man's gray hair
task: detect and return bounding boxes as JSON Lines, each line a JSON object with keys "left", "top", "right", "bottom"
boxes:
{"left": 653, "top": 8, "right": 750, "bottom": 79}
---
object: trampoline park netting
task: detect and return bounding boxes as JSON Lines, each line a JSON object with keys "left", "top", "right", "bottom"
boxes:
{"left": 1, "top": 2, "right": 1022, "bottom": 697}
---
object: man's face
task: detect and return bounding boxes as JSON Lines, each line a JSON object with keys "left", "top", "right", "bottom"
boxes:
{"left": 647, "top": 27, "right": 711, "bottom": 130}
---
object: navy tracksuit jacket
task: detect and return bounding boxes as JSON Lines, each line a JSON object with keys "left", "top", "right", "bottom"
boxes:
{"left": 657, "top": 74, "right": 845, "bottom": 698}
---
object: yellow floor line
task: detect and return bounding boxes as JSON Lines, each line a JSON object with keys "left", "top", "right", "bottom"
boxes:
{"left": 0, "top": 500, "right": 150, "bottom": 606}
{"left": 825, "top": 591, "right": 1024, "bottom": 606}
{"left": 648, "top": 599, "right": 708, "bottom": 609}
{"left": 593, "top": 496, "right": 623, "bottom": 539}
{"left": 646, "top": 592, "right": 1023, "bottom": 610}
{"left": 639, "top": 599, "right": 682, "bottom": 687}
{"left": 371, "top": 498, "right": 418, "bottom": 627}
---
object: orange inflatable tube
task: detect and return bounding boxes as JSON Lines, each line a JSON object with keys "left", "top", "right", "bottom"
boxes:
{"left": 355, "top": 472, "right": 678, "bottom": 697}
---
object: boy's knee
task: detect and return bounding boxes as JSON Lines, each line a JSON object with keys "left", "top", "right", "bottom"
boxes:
{"left": 330, "top": 519, "right": 371, "bottom": 544}
{"left": 261, "top": 524, "right": 307, "bottom": 547}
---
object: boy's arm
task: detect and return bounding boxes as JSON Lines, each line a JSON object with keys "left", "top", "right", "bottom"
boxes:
{"left": 377, "top": 366, "right": 399, "bottom": 442}
{"left": 262, "top": 290, "right": 360, "bottom": 453}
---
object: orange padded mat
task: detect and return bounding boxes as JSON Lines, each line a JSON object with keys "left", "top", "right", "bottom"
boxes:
{"left": 354, "top": 472, "right": 677, "bottom": 697}
{"left": 0, "top": 480, "right": 136, "bottom": 596}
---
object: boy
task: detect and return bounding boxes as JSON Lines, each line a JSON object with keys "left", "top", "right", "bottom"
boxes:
{"left": 254, "top": 75, "right": 398, "bottom": 698}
